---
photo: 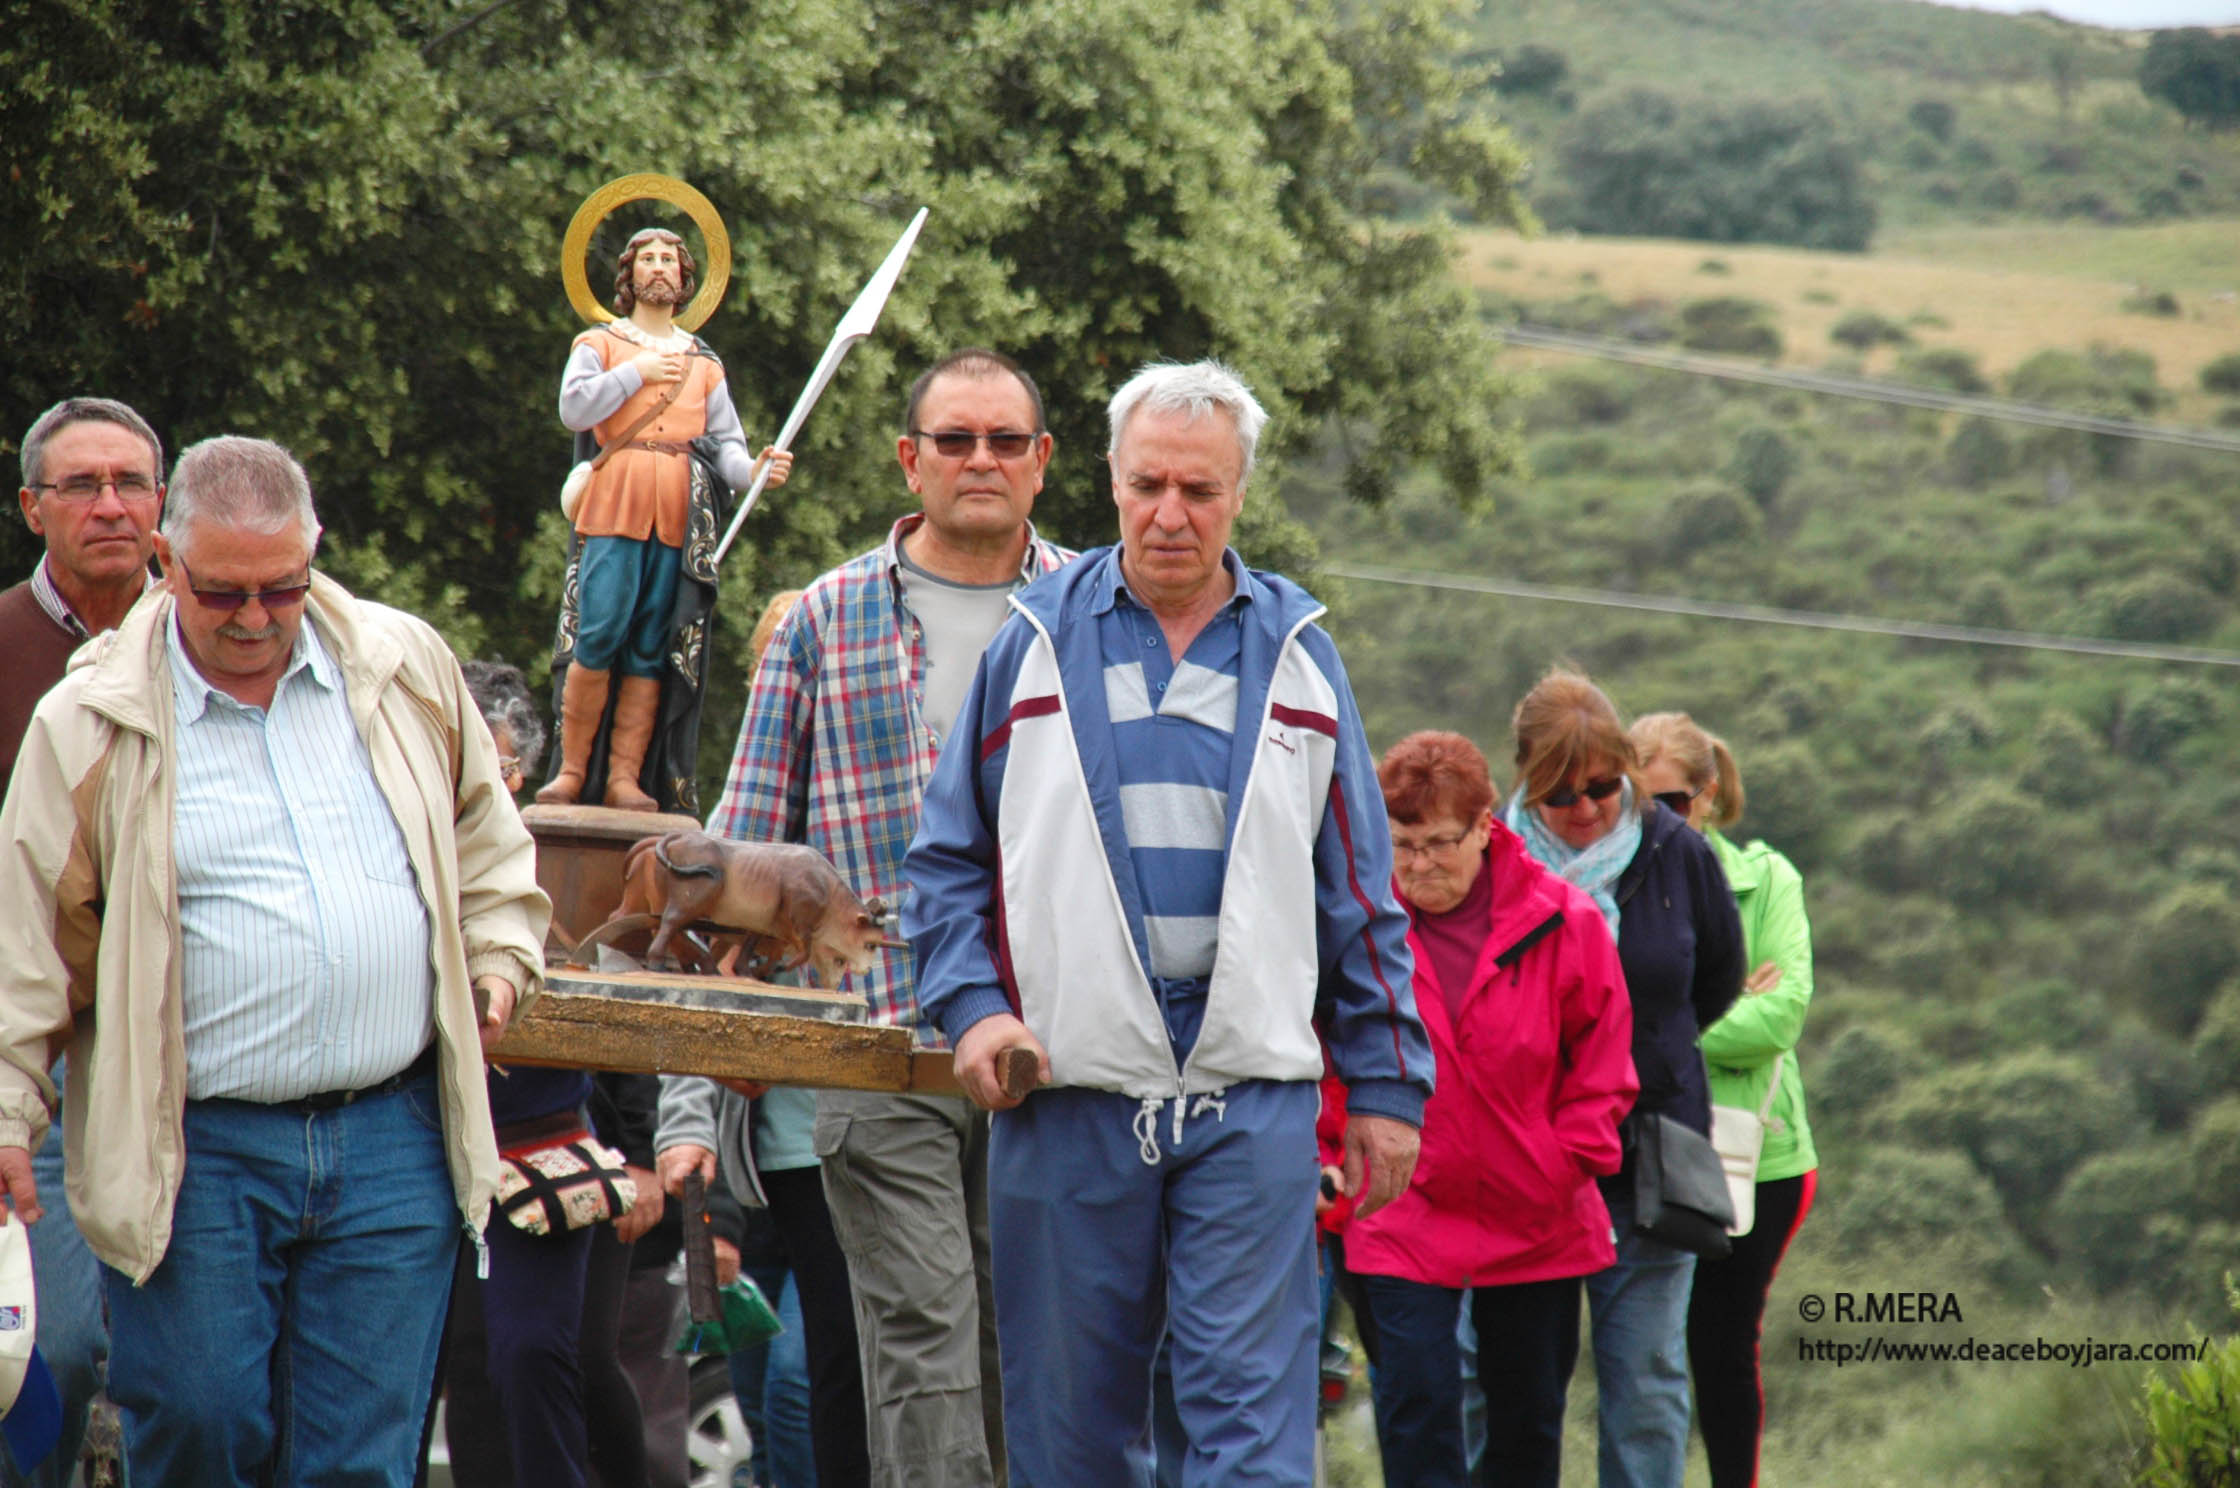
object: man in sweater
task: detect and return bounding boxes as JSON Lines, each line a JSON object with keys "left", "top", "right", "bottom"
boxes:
{"left": 4, "top": 398, "right": 163, "bottom": 792}
{"left": 905, "top": 359, "right": 1434, "bottom": 1486}
{"left": 0, "top": 396, "right": 164, "bottom": 1487}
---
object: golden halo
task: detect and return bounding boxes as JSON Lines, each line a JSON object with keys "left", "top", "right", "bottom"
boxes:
{"left": 561, "top": 173, "right": 730, "bottom": 332}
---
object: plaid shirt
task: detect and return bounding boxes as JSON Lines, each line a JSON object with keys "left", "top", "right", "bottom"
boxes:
{"left": 708, "top": 514, "right": 1074, "bottom": 1043}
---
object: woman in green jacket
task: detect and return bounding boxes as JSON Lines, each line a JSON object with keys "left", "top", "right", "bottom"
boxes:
{"left": 1633, "top": 713, "right": 1818, "bottom": 1488}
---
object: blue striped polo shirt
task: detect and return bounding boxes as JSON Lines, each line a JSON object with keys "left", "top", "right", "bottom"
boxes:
{"left": 1090, "top": 556, "right": 1250, "bottom": 982}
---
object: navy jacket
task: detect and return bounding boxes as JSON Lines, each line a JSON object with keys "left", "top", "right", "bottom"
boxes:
{"left": 1610, "top": 803, "right": 1745, "bottom": 1168}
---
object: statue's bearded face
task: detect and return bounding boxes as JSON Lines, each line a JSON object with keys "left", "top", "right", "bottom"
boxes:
{"left": 631, "top": 238, "right": 684, "bottom": 305}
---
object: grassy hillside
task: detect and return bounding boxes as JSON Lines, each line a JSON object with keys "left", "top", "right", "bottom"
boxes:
{"left": 1298, "top": 211, "right": 2240, "bottom": 1486}
{"left": 1466, "top": 0, "right": 2240, "bottom": 237}
{"left": 1461, "top": 220, "right": 2240, "bottom": 422}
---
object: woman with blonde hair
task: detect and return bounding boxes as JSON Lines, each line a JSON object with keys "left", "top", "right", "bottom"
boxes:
{"left": 1504, "top": 668, "right": 1744, "bottom": 1488}
{"left": 1632, "top": 713, "right": 1818, "bottom": 1488}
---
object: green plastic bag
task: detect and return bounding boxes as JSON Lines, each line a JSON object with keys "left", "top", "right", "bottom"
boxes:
{"left": 674, "top": 1274, "right": 785, "bottom": 1357}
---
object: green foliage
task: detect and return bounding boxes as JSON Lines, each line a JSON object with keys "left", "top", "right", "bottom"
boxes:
{"left": 0, "top": 0, "right": 1529, "bottom": 801}
{"left": 1889, "top": 1051, "right": 2134, "bottom": 1218}
{"left": 1549, "top": 89, "right": 1876, "bottom": 250}
{"left": 2008, "top": 346, "right": 2164, "bottom": 416}
{"left": 2138, "top": 28, "right": 2240, "bottom": 132}
{"left": 2132, "top": 884, "right": 2240, "bottom": 1033}
{"left": 2190, "top": 983, "right": 2240, "bottom": 1092}
{"left": 1814, "top": 1024, "right": 1909, "bottom": 1121}
{"left": 2105, "top": 581, "right": 2221, "bottom": 648}
{"left": 2135, "top": 1280, "right": 2240, "bottom": 1488}
{"left": 1829, "top": 309, "right": 1911, "bottom": 351}
{"left": 1815, "top": 1144, "right": 2023, "bottom": 1275}
{"left": 1947, "top": 418, "right": 2012, "bottom": 490}
{"left": 2050, "top": 1145, "right": 2191, "bottom": 1287}
{"left": 1496, "top": 43, "right": 1568, "bottom": 96}
{"left": 1660, "top": 481, "right": 1760, "bottom": 562}
{"left": 1726, "top": 425, "right": 1796, "bottom": 507}
{"left": 1909, "top": 97, "right": 1958, "bottom": 143}
{"left": 1897, "top": 346, "right": 1990, "bottom": 394}
{"left": 1677, "top": 297, "right": 1783, "bottom": 358}
{"left": 2184, "top": 1101, "right": 2240, "bottom": 1222}
{"left": 2200, "top": 352, "right": 2240, "bottom": 396}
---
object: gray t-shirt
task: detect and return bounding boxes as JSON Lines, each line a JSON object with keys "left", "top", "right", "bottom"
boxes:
{"left": 896, "top": 546, "right": 1018, "bottom": 744}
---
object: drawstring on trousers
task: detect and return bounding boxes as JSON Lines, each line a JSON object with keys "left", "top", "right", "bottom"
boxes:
{"left": 1132, "top": 1088, "right": 1231, "bottom": 1165}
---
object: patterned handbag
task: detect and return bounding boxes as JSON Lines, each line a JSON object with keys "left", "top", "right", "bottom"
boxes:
{"left": 495, "top": 1126, "right": 638, "bottom": 1237}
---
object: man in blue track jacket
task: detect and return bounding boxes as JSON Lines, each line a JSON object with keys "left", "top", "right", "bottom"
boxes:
{"left": 905, "top": 360, "right": 1434, "bottom": 1486}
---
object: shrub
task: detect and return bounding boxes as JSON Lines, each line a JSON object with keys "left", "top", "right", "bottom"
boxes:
{"left": 2200, "top": 352, "right": 2240, "bottom": 395}
{"left": 1889, "top": 1051, "right": 2133, "bottom": 1214}
{"left": 2135, "top": 1279, "right": 2240, "bottom": 1488}
{"left": 1554, "top": 88, "right": 1876, "bottom": 250}
{"left": 2123, "top": 288, "right": 2182, "bottom": 316}
{"left": 1497, "top": 43, "right": 1568, "bottom": 96}
{"left": 1829, "top": 309, "right": 1910, "bottom": 350}
{"left": 1907, "top": 98, "right": 1956, "bottom": 143}
{"left": 1897, "top": 347, "right": 1988, "bottom": 395}
{"left": 1660, "top": 481, "right": 1761, "bottom": 561}
{"left": 1980, "top": 172, "right": 2022, "bottom": 209}
{"left": 1947, "top": 419, "right": 2011, "bottom": 489}
{"left": 1678, "top": 297, "right": 1782, "bottom": 357}
{"left": 2185, "top": 1100, "right": 2240, "bottom": 1222}
{"left": 2049, "top": 1146, "right": 2191, "bottom": 1286}
{"left": 2132, "top": 882, "right": 2240, "bottom": 1033}
{"left": 1726, "top": 425, "right": 1797, "bottom": 506}
{"left": 2105, "top": 578, "right": 2220, "bottom": 646}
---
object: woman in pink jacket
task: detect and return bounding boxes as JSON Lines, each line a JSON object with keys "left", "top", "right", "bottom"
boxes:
{"left": 1345, "top": 731, "right": 1638, "bottom": 1488}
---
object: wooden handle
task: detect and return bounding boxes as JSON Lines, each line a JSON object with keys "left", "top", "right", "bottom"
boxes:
{"left": 996, "top": 1046, "right": 1041, "bottom": 1101}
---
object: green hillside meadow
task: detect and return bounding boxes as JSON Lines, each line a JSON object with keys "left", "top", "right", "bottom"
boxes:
{"left": 1304, "top": 4, "right": 2240, "bottom": 1483}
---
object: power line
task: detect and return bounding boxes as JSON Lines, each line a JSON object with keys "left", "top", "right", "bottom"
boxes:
{"left": 1497, "top": 323, "right": 2240, "bottom": 455}
{"left": 1325, "top": 561, "right": 2240, "bottom": 668}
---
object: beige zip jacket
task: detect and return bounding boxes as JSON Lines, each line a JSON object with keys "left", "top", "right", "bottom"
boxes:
{"left": 0, "top": 573, "right": 550, "bottom": 1282}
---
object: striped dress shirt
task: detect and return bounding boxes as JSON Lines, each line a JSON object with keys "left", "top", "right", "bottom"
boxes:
{"left": 166, "top": 616, "right": 435, "bottom": 1102}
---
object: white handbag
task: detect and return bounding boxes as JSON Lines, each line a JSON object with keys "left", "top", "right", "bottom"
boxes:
{"left": 1709, "top": 1052, "right": 1785, "bottom": 1237}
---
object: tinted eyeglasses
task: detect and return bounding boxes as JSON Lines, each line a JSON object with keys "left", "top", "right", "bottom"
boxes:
{"left": 174, "top": 556, "right": 312, "bottom": 612}
{"left": 1652, "top": 784, "right": 1703, "bottom": 815}
{"left": 1538, "top": 776, "right": 1624, "bottom": 809}
{"left": 910, "top": 429, "right": 1039, "bottom": 459}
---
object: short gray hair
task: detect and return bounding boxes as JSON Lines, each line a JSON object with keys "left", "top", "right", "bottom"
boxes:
{"left": 21, "top": 398, "right": 164, "bottom": 490}
{"left": 1106, "top": 360, "right": 1270, "bottom": 486}
{"left": 161, "top": 437, "right": 321, "bottom": 557}
{"left": 461, "top": 660, "right": 546, "bottom": 777}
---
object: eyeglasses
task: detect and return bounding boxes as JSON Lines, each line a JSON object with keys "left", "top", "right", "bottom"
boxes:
{"left": 910, "top": 429, "right": 1039, "bottom": 459}
{"left": 1652, "top": 785, "right": 1703, "bottom": 815}
{"left": 174, "top": 556, "right": 312, "bottom": 612}
{"left": 1392, "top": 829, "right": 1474, "bottom": 860}
{"left": 1538, "top": 776, "right": 1624, "bottom": 809}
{"left": 30, "top": 474, "right": 159, "bottom": 502}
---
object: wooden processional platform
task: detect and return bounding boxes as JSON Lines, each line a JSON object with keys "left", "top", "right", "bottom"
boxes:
{"left": 493, "top": 803, "right": 998, "bottom": 1099}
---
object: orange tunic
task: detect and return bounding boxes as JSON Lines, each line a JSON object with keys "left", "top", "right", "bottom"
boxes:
{"left": 569, "top": 326, "right": 724, "bottom": 547}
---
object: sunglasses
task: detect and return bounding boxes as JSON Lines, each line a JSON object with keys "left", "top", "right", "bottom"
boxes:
{"left": 1538, "top": 776, "right": 1624, "bottom": 809}
{"left": 175, "top": 556, "right": 311, "bottom": 613}
{"left": 1653, "top": 785, "right": 1703, "bottom": 815}
{"left": 910, "top": 429, "right": 1039, "bottom": 459}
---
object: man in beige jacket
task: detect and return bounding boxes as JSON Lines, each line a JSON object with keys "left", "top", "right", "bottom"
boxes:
{"left": 0, "top": 435, "right": 549, "bottom": 1488}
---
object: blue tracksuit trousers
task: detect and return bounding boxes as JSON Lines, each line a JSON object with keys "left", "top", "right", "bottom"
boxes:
{"left": 988, "top": 1079, "right": 1319, "bottom": 1488}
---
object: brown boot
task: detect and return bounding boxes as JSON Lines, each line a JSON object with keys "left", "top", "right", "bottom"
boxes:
{"left": 603, "top": 674, "right": 663, "bottom": 811}
{"left": 534, "top": 665, "right": 611, "bottom": 805}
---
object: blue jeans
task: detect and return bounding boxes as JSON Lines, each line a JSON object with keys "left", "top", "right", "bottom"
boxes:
{"left": 100, "top": 1076, "right": 459, "bottom": 1488}
{"left": 1583, "top": 1190, "right": 1697, "bottom": 1488}
{"left": 730, "top": 1268, "right": 815, "bottom": 1488}
{"left": 3, "top": 1058, "right": 115, "bottom": 1488}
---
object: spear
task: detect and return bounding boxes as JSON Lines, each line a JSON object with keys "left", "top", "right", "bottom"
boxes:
{"left": 713, "top": 207, "right": 930, "bottom": 568}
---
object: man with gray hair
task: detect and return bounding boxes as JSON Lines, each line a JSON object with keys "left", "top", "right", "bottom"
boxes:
{"left": 3, "top": 395, "right": 166, "bottom": 1487}
{"left": 0, "top": 435, "right": 549, "bottom": 1487}
{"left": 905, "top": 359, "right": 1434, "bottom": 1483}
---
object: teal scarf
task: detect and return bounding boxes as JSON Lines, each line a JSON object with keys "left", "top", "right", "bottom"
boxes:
{"left": 1504, "top": 780, "right": 1642, "bottom": 941}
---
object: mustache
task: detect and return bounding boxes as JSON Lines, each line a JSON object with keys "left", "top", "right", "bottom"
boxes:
{"left": 217, "top": 621, "right": 280, "bottom": 643}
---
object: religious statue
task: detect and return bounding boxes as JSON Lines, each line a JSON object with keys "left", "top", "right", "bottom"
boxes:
{"left": 540, "top": 216, "right": 791, "bottom": 814}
